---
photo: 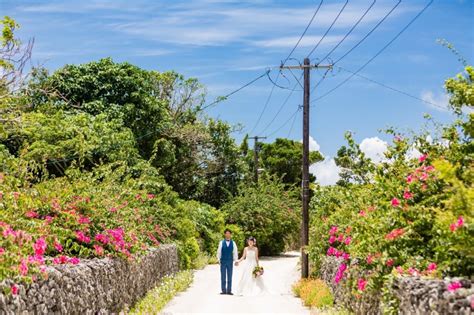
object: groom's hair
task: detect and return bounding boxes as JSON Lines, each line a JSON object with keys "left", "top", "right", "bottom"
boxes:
{"left": 224, "top": 229, "right": 232, "bottom": 234}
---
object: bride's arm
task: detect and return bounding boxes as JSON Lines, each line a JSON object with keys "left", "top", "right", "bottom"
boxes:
{"left": 237, "top": 247, "right": 247, "bottom": 263}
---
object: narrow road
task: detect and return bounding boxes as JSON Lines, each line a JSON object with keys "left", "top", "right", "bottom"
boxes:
{"left": 162, "top": 252, "right": 309, "bottom": 315}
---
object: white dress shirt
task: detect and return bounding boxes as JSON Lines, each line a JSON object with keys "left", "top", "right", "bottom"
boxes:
{"left": 216, "top": 239, "right": 238, "bottom": 262}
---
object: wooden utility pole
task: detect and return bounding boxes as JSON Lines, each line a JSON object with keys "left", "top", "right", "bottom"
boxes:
{"left": 249, "top": 136, "right": 266, "bottom": 183}
{"left": 280, "top": 59, "right": 332, "bottom": 278}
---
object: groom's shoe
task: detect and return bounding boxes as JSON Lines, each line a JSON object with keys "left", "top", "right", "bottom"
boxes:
{"left": 227, "top": 292, "right": 233, "bottom": 295}
{"left": 220, "top": 292, "right": 227, "bottom": 295}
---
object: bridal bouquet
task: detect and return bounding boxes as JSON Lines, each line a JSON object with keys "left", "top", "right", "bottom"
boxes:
{"left": 252, "top": 266, "right": 264, "bottom": 278}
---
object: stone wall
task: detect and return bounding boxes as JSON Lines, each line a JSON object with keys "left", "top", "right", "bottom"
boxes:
{"left": 0, "top": 244, "right": 179, "bottom": 314}
{"left": 320, "top": 256, "right": 474, "bottom": 315}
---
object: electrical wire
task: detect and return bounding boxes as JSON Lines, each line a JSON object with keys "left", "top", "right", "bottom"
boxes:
{"left": 200, "top": 70, "right": 270, "bottom": 111}
{"left": 312, "top": 0, "right": 433, "bottom": 104}
{"left": 307, "top": 0, "right": 349, "bottom": 58}
{"left": 287, "top": 106, "right": 300, "bottom": 138}
{"left": 266, "top": 106, "right": 302, "bottom": 138}
{"left": 336, "top": 66, "right": 448, "bottom": 110}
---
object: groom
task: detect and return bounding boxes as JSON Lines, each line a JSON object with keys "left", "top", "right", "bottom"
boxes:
{"left": 216, "top": 229, "right": 238, "bottom": 295}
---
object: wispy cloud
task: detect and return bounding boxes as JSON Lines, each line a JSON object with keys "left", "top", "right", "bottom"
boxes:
{"left": 253, "top": 35, "right": 346, "bottom": 49}
{"left": 420, "top": 90, "right": 450, "bottom": 111}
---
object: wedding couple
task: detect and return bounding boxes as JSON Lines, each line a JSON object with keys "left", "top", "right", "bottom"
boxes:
{"left": 216, "top": 229, "right": 265, "bottom": 296}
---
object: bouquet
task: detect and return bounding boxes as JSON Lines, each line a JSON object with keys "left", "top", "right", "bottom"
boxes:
{"left": 252, "top": 266, "right": 264, "bottom": 278}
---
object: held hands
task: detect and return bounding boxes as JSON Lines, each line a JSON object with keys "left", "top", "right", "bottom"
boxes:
{"left": 234, "top": 261, "right": 239, "bottom": 266}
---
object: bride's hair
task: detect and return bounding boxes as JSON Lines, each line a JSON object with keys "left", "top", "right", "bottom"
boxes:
{"left": 247, "top": 236, "right": 257, "bottom": 245}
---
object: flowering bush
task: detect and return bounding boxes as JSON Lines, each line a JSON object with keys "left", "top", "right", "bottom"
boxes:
{"left": 0, "top": 161, "right": 224, "bottom": 285}
{"left": 308, "top": 70, "right": 473, "bottom": 312}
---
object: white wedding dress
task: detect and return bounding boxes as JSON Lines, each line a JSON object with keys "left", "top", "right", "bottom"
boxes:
{"left": 236, "top": 248, "right": 266, "bottom": 296}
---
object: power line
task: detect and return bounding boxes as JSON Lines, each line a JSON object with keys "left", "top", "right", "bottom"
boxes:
{"left": 266, "top": 106, "right": 301, "bottom": 138}
{"left": 312, "top": 0, "right": 433, "bottom": 104}
{"left": 282, "top": 0, "right": 324, "bottom": 65}
{"left": 333, "top": 0, "right": 402, "bottom": 65}
{"left": 287, "top": 106, "right": 300, "bottom": 138}
{"left": 250, "top": 1, "right": 324, "bottom": 134}
{"left": 318, "top": 0, "right": 377, "bottom": 65}
{"left": 307, "top": 0, "right": 349, "bottom": 58}
{"left": 336, "top": 66, "right": 448, "bottom": 110}
{"left": 201, "top": 70, "right": 270, "bottom": 111}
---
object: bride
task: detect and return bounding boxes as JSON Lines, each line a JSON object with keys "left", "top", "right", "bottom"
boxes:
{"left": 235, "top": 237, "right": 266, "bottom": 296}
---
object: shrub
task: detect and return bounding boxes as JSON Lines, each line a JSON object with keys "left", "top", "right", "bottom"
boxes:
{"left": 293, "top": 278, "right": 334, "bottom": 308}
{"left": 222, "top": 175, "right": 300, "bottom": 255}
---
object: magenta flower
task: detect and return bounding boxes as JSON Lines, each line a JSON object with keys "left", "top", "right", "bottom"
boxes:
{"left": 75, "top": 231, "right": 90, "bottom": 243}
{"left": 359, "top": 210, "right": 366, "bottom": 217}
{"left": 403, "top": 191, "right": 413, "bottom": 200}
{"left": 109, "top": 207, "right": 118, "bottom": 213}
{"left": 386, "top": 259, "right": 394, "bottom": 267}
{"left": 326, "top": 247, "right": 336, "bottom": 256}
{"left": 11, "top": 285, "right": 18, "bottom": 295}
{"left": 54, "top": 241, "right": 63, "bottom": 252}
{"left": 344, "top": 236, "right": 352, "bottom": 245}
{"left": 419, "top": 154, "right": 427, "bottom": 162}
{"left": 329, "top": 226, "right": 338, "bottom": 235}
{"left": 450, "top": 223, "right": 457, "bottom": 232}
{"left": 408, "top": 267, "right": 419, "bottom": 276}
{"left": 406, "top": 174, "right": 414, "bottom": 184}
{"left": 53, "top": 255, "right": 69, "bottom": 264}
{"left": 447, "top": 281, "right": 462, "bottom": 292}
{"left": 427, "top": 263, "right": 437, "bottom": 272}
{"left": 391, "top": 198, "right": 401, "bottom": 207}
{"left": 328, "top": 235, "right": 336, "bottom": 244}
{"left": 420, "top": 172, "right": 429, "bottom": 181}
{"left": 78, "top": 216, "right": 91, "bottom": 225}
{"left": 68, "top": 257, "right": 80, "bottom": 265}
{"left": 25, "top": 211, "right": 39, "bottom": 218}
{"left": 95, "top": 233, "right": 109, "bottom": 244}
{"left": 357, "top": 278, "right": 367, "bottom": 291}
{"left": 33, "top": 237, "right": 47, "bottom": 256}
{"left": 44, "top": 216, "right": 53, "bottom": 224}
{"left": 396, "top": 266, "right": 404, "bottom": 274}
{"left": 0, "top": 247, "right": 4, "bottom": 255}
{"left": 147, "top": 193, "right": 155, "bottom": 200}
{"left": 456, "top": 216, "right": 465, "bottom": 228}
{"left": 342, "top": 252, "right": 350, "bottom": 261}
{"left": 19, "top": 259, "right": 28, "bottom": 276}
{"left": 366, "top": 255, "right": 374, "bottom": 265}
{"left": 337, "top": 234, "right": 344, "bottom": 242}
{"left": 94, "top": 245, "right": 104, "bottom": 256}
{"left": 334, "top": 263, "right": 347, "bottom": 284}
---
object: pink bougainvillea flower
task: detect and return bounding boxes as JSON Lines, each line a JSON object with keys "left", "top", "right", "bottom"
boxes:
{"left": 109, "top": 207, "right": 118, "bottom": 213}
{"left": 25, "top": 210, "right": 39, "bottom": 218}
{"left": 19, "top": 259, "right": 28, "bottom": 276}
{"left": 3, "top": 227, "right": 16, "bottom": 238}
{"left": 359, "top": 210, "right": 367, "bottom": 217}
{"left": 75, "top": 231, "right": 91, "bottom": 243}
{"left": 68, "top": 257, "right": 80, "bottom": 265}
{"left": 344, "top": 236, "right": 352, "bottom": 245}
{"left": 406, "top": 174, "right": 414, "bottom": 184}
{"left": 11, "top": 285, "right": 18, "bottom": 295}
{"left": 334, "top": 263, "right": 347, "bottom": 284}
{"left": 366, "top": 255, "right": 374, "bottom": 265}
{"left": 135, "top": 194, "right": 142, "bottom": 200}
{"left": 326, "top": 247, "right": 336, "bottom": 256}
{"left": 427, "top": 262, "right": 437, "bottom": 272}
{"left": 403, "top": 191, "right": 413, "bottom": 200}
{"left": 0, "top": 247, "right": 5, "bottom": 255}
{"left": 385, "top": 228, "right": 405, "bottom": 241}
{"left": 391, "top": 198, "right": 401, "bottom": 207}
{"left": 147, "top": 193, "right": 155, "bottom": 200}
{"left": 54, "top": 241, "right": 63, "bottom": 253}
{"left": 53, "top": 255, "right": 69, "bottom": 265}
{"left": 456, "top": 216, "right": 465, "bottom": 228}
{"left": 396, "top": 266, "right": 404, "bottom": 274}
{"left": 342, "top": 252, "right": 350, "bottom": 261}
{"left": 424, "top": 165, "right": 435, "bottom": 172}
{"left": 77, "top": 216, "right": 91, "bottom": 225}
{"left": 44, "top": 216, "right": 53, "bottom": 224}
{"left": 95, "top": 233, "right": 109, "bottom": 244}
{"left": 12, "top": 192, "right": 20, "bottom": 200}
{"left": 33, "top": 237, "right": 47, "bottom": 256}
{"left": 329, "top": 226, "right": 338, "bottom": 235}
{"left": 420, "top": 172, "right": 429, "bottom": 181}
{"left": 386, "top": 259, "right": 394, "bottom": 267}
{"left": 447, "top": 281, "right": 462, "bottom": 292}
{"left": 357, "top": 278, "right": 367, "bottom": 291}
{"left": 419, "top": 154, "right": 427, "bottom": 162}
{"left": 94, "top": 245, "right": 104, "bottom": 256}
{"left": 328, "top": 236, "right": 336, "bottom": 244}
{"left": 337, "top": 234, "right": 344, "bottom": 242}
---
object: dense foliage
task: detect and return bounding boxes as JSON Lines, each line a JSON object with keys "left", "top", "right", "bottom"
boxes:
{"left": 308, "top": 66, "right": 473, "bottom": 312}
{"left": 222, "top": 175, "right": 300, "bottom": 255}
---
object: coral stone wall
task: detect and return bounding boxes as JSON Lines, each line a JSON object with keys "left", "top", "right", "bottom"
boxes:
{"left": 0, "top": 245, "right": 179, "bottom": 314}
{"left": 320, "top": 256, "right": 474, "bottom": 315}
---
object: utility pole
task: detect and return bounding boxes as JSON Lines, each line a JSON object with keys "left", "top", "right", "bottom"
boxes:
{"left": 249, "top": 136, "right": 266, "bottom": 183}
{"left": 280, "top": 58, "right": 332, "bottom": 278}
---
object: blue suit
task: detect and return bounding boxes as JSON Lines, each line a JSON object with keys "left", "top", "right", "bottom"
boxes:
{"left": 220, "top": 240, "right": 234, "bottom": 293}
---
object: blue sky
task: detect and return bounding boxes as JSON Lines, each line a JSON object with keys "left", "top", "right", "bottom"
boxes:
{"left": 2, "top": 0, "right": 473, "bottom": 184}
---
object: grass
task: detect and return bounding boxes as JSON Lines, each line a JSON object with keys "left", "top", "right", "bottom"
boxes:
{"left": 129, "top": 270, "right": 193, "bottom": 314}
{"left": 293, "top": 278, "right": 334, "bottom": 309}
{"left": 192, "top": 252, "right": 219, "bottom": 269}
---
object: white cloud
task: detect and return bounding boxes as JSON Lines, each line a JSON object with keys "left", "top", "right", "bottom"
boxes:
{"left": 310, "top": 157, "right": 340, "bottom": 186}
{"left": 359, "top": 137, "right": 388, "bottom": 163}
{"left": 421, "top": 90, "right": 450, "bottom": 111}
{"left": 309, "top": 136, "right": 321, "bottom": 152}
{"left": 406, "top": 147, "right": 422, "bottom": 160}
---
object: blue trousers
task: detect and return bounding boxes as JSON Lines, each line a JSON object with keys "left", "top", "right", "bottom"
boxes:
{"left": 220, "top": 260, "right": 233, "bottom": 293}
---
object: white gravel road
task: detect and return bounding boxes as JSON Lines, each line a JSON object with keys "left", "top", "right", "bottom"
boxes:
{"left": 161, "top": 252, "right": 310, "bottom": 315}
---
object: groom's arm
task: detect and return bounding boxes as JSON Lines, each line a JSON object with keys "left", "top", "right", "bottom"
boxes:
{"left": 233, "top": 241, "right": 238, "bottom": 261}
{"left": 216, "top": 241, "right": 222, "bottom": 262}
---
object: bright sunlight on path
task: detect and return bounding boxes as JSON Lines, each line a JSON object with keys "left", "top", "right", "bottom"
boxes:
{"left": 162, "top": 252, "right": 309, "bottom": 315}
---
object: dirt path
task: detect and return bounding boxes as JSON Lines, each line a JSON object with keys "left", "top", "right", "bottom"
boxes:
{"left": 161, "top": 252, "right": 310, "bottom": 315}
